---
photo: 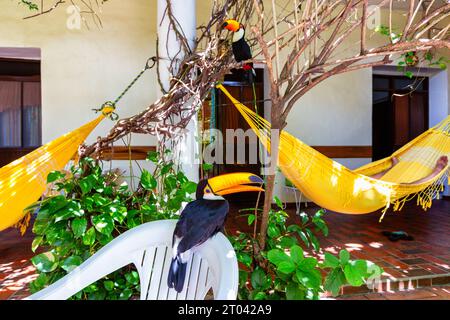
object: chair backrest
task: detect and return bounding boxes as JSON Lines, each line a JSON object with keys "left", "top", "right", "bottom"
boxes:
{"left": 26, "top": 220, "right": 238, "bottom": 300}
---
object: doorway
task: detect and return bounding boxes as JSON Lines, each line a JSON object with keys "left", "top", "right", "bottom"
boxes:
{"left": 0, "top": 52, "right": 41, "bottom": 167}
{"left": 372, "top": 74, "right": 429, "bottom": 161}
{"left": 213, "top": 68, "right": 265, "bottom": 203}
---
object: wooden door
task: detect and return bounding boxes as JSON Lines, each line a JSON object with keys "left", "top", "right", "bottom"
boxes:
{"left": 214, "top": 70, "right": 265, "bottom": 203}
{"left": 392, "top": 91, "right": 428, "bottom": 151}
{"left": 216, "top": 83, "right": 264, "bottom": 176}
{"left": 372, "top": 75, "right": 429, "bottom": 161}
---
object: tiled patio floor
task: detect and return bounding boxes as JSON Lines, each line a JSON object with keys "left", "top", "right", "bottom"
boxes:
{"left": 0, "top": 199, "right": 449, "bottom": 300}
{"left": 313, "top": 199, "right": 450, "bottom": 294}
{"left": 228, "top": 198, "right": 450, "bottom": 296}
{"left": 0, "top": 226, "right": 37, "bottom": 300}
{"left": 336, "top": 285, "right": 450, "bottom": 300}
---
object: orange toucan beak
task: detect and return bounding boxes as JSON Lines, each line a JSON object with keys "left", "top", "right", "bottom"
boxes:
{"left": 222, "top": 19, "right": 240, "bottom": 32}
{"left": 207, "top": 172, "right": 264, "bottom": 196}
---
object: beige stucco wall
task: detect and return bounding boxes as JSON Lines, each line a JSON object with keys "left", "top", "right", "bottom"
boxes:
{"left": 1, "top": 0, "right": 158, "bottom": 147}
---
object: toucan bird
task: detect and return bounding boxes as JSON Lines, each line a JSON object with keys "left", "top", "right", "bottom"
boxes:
{"left": 222, "top": 19, "right": 256, "bottom": 83}
{"left": 167, "top": 172, "right": 264, "bottom": 293}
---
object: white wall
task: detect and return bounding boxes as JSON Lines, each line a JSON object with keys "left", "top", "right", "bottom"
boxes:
{"left": 429, "top": 69, "right": 450, "bottom": 196}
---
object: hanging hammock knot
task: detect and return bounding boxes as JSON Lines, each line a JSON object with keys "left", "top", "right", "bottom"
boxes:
{"left": 92, "top": 101, "right": 119, "bottom": 120}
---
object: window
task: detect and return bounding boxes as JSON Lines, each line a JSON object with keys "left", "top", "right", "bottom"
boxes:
{"left": 0, "top": 53, "right": 41, "bottom": 167}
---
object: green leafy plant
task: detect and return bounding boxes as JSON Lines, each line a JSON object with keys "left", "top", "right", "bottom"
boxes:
{"left": 229, "top": 198, "right": 383, "bottom": 300}
{"left": 29, "top": 152, "right": 196, "bottom": 299}
{"left": 374, "top": 25, "right": 448, "bottom": 79}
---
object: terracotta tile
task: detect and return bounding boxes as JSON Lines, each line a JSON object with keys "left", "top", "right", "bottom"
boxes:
{"left": 0, "top": 289, "right": 15, "bottom": 300}
{"left": 417, "top": 278, "right": 432, "bottom": 287}
{"left": 419, "top": 264, "right": 449, "bottom": 275}
{"left": 384, "top": 289, "right": 438, "bottom": 300}
{"left": 401, "top": 249, "right": 426, "bottom": 255}
{"left": 385, "top": 249, "right": 410, "bottom": 259}
{"left": 382, "top": 267, "right": 405, "bottom": 279}
{"left": 337, "top": 295, "right": 369, "bottom": 300}
{"left": 400, "top": 258, "right": 429, "bottom": 265}
{"left": 428, "top": 287, "right": 450, "bottom": 298}
{"left": 431, "top": 276, "right": 450, "bottom": 286}
{"left": 382, "top": 256, "right": 410, "bottom": 270}
{"left": 364, "top": 293, "right": 388, "bottom": 300}
{"left": 417, "top": 254, "right": 450, "bottom": 269}
{"left": 342, "top": 284, "right": 371, "bottom": 295}
{"left": 400, "top": 268, "right": 433, "bottom": 277}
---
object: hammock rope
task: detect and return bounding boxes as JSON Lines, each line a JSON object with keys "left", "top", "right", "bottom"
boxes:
{"left": 0, "top": 57, "right": 156, "bottom": 233}
{"left": 216, "top": 84, "right": 450, "bottom": 219}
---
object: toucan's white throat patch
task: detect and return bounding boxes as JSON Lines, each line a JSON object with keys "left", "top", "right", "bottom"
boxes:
{"left": 232, "top": 28, "right": 245, "bottom": 42}
{"left": 202, "top": 193, "right": 225, "bottom": 201}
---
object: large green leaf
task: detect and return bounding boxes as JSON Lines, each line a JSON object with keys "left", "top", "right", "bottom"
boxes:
{"left": 146, "top": 151, "right": 159, "bottom": 163}
{"left": 298, "top": 257, "right": 317, "bottom": 271}
{"left": 82, "top": 227, "right": 96, "bottom": 246}
{"left": 278, "top": 261, "right": 296, "bottom": 274}
{"left": 323, "top": 252, "right": 340, "bottom": 268}
{"left": 119, "top": 288, "right": 133, "bottom": 300}
{"left": 298, "top": 212, "right": 309, "bottom": 225}
{"left": 274, "top": 196, "right": 283, "bottom": 209}
{"left": 267, "top": 224, "right": 280, "bottom": 238}
{"left": 339, "top": 249, "right": 350, "bottom": 265}
{"left": 296, "top": 269, "right": 322, "bottom": 289}
{"left": 251, "top": 267, "right": 267, "bottom": 290}
{"left": 279, "top": 236, "right": 297, "bottom": 248}
{"left": 47, "top": 171, "right": 65, "bottom": 183}
{"left": 267, "top": 249, "right": 290, "bottom": 266}
{"left": 247, "top": 214, "right": 256, "bottom": 226}
{"left": 109, "top": 205, "right": 127, "bottom": 223}
{"left": 324, "top": 268, "right": 346, "bottom": 296}
{"left": 125, "top": 271, "right": 139, "bottom": 286}
{"left": 251, "top": 291, "right": 267, "bottom": 300}
{"left": 31, "top": 236, "right": 43, "bottom": 252}
{"left": 182, "top": 181, "right": 198, "bottom": 194}
{"left": 91, "top": 214, "right": 114, "bottom": 235}
{"left": 79, "top": 174, "right": 97, "bottom": 195}
{"left": 305, "top": 228, "right": 320, "bottom": 251}
{"left": 286, "top": 283, "right": 304, "bottom": 300}
{"left": 344, "top": 260, "right": 369, "bottom": 286}
{"left": 237, "top": 252, "right": 252, "bottom": 268}
{"left": 61, "top": 256, "right": 83, "bottom": 273}
{"left": 289, "top": 245, "right": 304, "bottom": 264}
{"left": 140, "top": 170, "right": 157, "bottom": 190}
{"left": 104, "top": 280, "right": 114, "bottom": 291}
{"left": 31, "top": 252, "right": 58, "bottom": 273}
{"left": 71, "top": 217, "right": 87, "bottom": 238}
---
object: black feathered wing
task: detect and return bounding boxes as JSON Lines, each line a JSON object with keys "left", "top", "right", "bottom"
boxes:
{"left": 168, "top": 199, "right": 229, "bottom": 292}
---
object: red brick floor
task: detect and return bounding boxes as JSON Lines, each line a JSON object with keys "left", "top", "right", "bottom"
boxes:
{"left": 228, "top": 198, "right": 450, "bottom": 296}
{"left": 0, "top": 226, "right": 37, "bottom": 300}
{"left": 336, "top": 285, "right": 450, "bottom": 300}
{"left": 1, "top": 199, "right": 449, "bottom": 300}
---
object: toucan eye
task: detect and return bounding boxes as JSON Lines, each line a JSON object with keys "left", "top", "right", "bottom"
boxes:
{"left": 205, "top": 188, "right": 211, "bottom": 193}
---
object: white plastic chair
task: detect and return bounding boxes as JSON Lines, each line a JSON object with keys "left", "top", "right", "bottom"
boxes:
{"left": 26, "top": 220, "right": 238, "bottom": 300}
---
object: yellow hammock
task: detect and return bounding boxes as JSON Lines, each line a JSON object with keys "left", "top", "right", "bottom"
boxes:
{"left": 0, "top": 110, "right": 112, "bottom": 233}
{"left": 217, "top": 84, "right": 450, "bottom": 217}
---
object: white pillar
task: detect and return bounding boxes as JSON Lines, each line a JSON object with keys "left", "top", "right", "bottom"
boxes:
{"left": 157, "top": 0, "right": 199, "bottom": 183}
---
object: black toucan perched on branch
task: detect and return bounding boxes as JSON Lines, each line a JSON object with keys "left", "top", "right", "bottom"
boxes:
{"left": 167, "top": 172, "right": 264, "bottom": 293}
{"left": 222, "top": 19, "right": 256, "bottom": 84}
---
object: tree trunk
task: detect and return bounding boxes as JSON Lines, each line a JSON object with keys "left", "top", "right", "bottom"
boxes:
{"left": 257, "top": 107, "right": 282, "bottom": 250}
